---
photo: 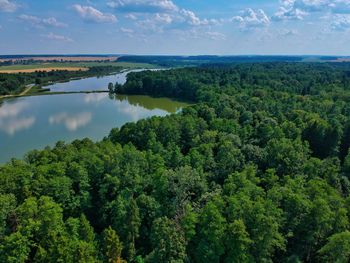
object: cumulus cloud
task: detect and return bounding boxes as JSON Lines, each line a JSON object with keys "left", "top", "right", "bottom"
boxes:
{"left": 0, "top": 0, "right": 17, "bottom": 12}
{"left": 331, "top": 14, "right": 350, "bottom": 31}
{"left": 18, "top": 14, "right": 67, "bottom": 28}
{"left": 281, "top": 0, "right": 350, "bottom": 14}
{"left": 49, "top": 112, "right": 92, "bottom": 131}
{"left": 232, "top": 8, "right": 270, "bottom": 29}
{"left": 135, "top": 7, "right": 216, "bottom": 34}
{"left": 107, "top": 0, "right": 178, "bottom": 13}
{"left": 42, "top": 17, "right": 67, "bottom": 27}
{"left": 180, "top": 9, "right": 218, "bottom": 26}
{"left": 273, "top": 6, "right": 308, "bottom": 20}
{"left": 274, "top": 0, "right": 350, "bottom": 30}
{"left": 108, "top": 0, "right": 215, "bottom": 30}
{"left": 44, "top": 32, "right": 73, "bottom": 42}
{"left": 73, "top": 4, "right": 117, "bottom": 23}
{"left": 154, "top": 13, "right": 172, "bottom": 24}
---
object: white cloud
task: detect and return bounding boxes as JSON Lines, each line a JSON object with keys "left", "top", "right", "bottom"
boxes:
{"left": 120, "top": 27, "right": 134, "bottom": 33}
{"left": 44, "top": 32, "right": 74, "bottom": 42}
{"left": 176, "top": 28, "right": 226, "bottom": 41}
{"left": 18, "top": 14, "right": 67, "bottom": 28}
{"left": 49, "top": 112, "right": 92, "bottom": 131}
{"left": 273, "top": 7, "right": 308, "bottom": 20}
{"left": 42, "top": 17, "right": 67, "bottom": 27}
{"left": 0, "top": 0, "right": 17, "bottom": 12}
{"left": 331, "top": 14, "right": 350, "bottom": 31}
{"left": 281, "top": 0, "right": 350, "bottom": 14}
{"left": 120, "top": 27, "right": 135, "bottom": 37}
{"left": 279, "top": 28, "right": 299, "bottom": 36}
{"left": 205, "top": 31, "right": 226, "bottom": 40}
{"left": 125, "top": 13, "right": 138, "bottom": 20}
{"left": 154, "top": 13, "right": 173, "bottom": 24}
{"left": 135, "top": 8, "right": 215, "bottom": 34}
{"left": 107, "top": 0, "right": 178, "bottom": 13}
{"left": 232, "top": 8, "right": 270, "bottom": 29}
{"left": 73, "top": 4, "right": 117, "bottom": 23}
{"left": 180, "top": 9, "right": 202, "bottom": 25}
{"left": 109, "top": 0, "right": 215, "bottom": 29}
{"left": 179, "top": 9, "right": 217, "bottom": 26}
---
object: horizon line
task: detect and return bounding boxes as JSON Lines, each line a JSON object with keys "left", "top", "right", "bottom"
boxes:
{"left": 1, "top": 54, "right": 349, "bottom": 57}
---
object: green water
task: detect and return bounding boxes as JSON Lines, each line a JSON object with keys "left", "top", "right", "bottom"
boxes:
{"left": 0, "top": 93, "right": 188, "bottom": 163}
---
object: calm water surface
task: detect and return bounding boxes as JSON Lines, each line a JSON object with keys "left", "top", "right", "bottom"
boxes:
{"left": 0, "top": 70, "right": 188, "bottom": 163}
{"left": 46, "top": 69, "right": 147, "bottom": 92}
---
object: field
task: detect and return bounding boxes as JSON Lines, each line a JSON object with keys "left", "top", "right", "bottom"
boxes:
{"left": 0, "top": 56, "right": 118, "bottom": 62}
{"left": 0, "top": 61, "right": 158, "bottom": 74}
{"left": 0, "top": 67, "right": 89, "bottom": 73}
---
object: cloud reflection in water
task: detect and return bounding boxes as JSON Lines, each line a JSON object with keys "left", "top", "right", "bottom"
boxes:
{"left": 0, "top": 101, "right": 36, "bottom": 135}
{"left": 114, "top": 101, "right": 144, "bottom": 122}
{"left": 49, "top": 112, "right": 92, "bottom": 131}
{"left": 0, "top": 117, "right": 36, "bottom": 135}
{"left": 84, "top": 93, "right": 107, "bottom": 104}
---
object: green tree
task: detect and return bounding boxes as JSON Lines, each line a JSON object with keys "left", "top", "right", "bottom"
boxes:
{"left": 224, "top": 220, "right": 252, "bottom": 263}
{"left": 318, "top": 231, "right": 350, "bottom": 263}
{"left": 102, "top": 226, "right": 124, "bottom": 263}
{"left": 108, "top": 82, "right": 114, "bottom": 93}
{"left": 194, "top": 199, "right": 226, "bottom": 263}
{"left": 147, "top": 217, "right": 186, "bottom": 263}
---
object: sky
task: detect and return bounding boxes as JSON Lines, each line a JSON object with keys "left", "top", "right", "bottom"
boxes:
{"left": 0, "top": 0, "right": 350, "bottom": 55}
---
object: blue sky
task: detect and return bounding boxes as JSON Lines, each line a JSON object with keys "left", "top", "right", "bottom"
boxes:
{"left": 0, "top": 0, "right": 350, "bottom": 55}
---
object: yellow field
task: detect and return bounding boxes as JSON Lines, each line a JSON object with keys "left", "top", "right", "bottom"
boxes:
{"left": 0, "top": 67, "right": 89, "bottom": 74}
{"left": 0, "top": 56, "right": 118, "bottom": 63}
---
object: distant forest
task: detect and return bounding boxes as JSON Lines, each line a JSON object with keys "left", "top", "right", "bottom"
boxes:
{"left": 2, "top": 62, "right": 350, "bottom": 262}
{"left": 117, "top": 55, "right": 341, "bottom": 67}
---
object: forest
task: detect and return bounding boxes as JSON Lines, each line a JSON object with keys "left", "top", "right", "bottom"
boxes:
{"left": 2, "top": 62, "right": 350, "bottom": 262}
{"left": 117, "top": 55, "right": 306, "bottom": 67}
{"left": 0, "top": 66, "right": 122, "bottom": 95}
{"left": 117, "top": 55, "right": 342, "bottom": 67}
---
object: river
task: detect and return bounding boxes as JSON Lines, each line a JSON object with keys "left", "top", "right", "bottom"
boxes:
{"left": 0, "top": 70, "right": 188, "bottom": 163}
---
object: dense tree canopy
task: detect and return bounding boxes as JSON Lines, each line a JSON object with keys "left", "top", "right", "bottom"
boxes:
{"left": 2, "top": 62, "right": 350, "bottom": 262}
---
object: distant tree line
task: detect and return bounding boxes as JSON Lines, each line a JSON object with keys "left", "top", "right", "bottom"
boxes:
{"left": 117, "top": 55, "right": 305, "bottom": 67}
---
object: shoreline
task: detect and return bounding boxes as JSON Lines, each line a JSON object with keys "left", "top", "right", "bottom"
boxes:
{"left": 0, "top": 84, "right": 35, "bottom": 100}
{"left": 0, "top": 67, "right": 157, "bottom": 101}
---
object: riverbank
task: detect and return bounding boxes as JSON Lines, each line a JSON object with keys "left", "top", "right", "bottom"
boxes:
{"left": 0, "top": 62, "right": 159, "bottom": 99}
{"left": 0, "top": 68, "right": 157, "bottom": 101}
{"left": 0, "top": 84, "right": 36, "bottom": 100}
{"left": 0, "top": 71, "right": 120, "bottom": 100}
